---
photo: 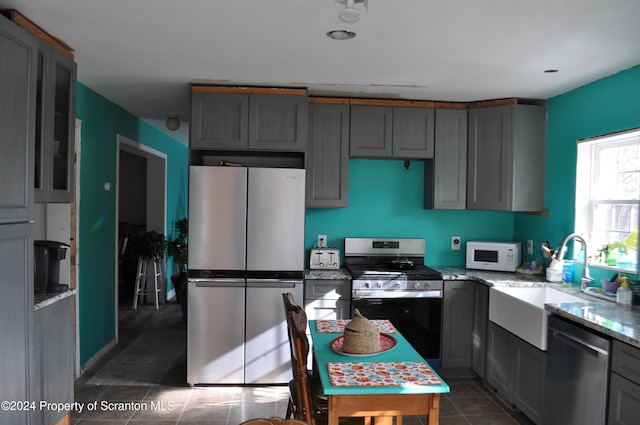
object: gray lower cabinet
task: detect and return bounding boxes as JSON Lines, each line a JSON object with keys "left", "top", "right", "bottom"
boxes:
{"left": 442, "top": 280, "right": 488, "bottom": 378}
{"left": 486, "top": 322, "right": 546, "bottom": 425}
{"left": 190, "top": 90, "right": 307, "bottom": 152}
{"left": 305, "top": 102, "right": 350, "bottom": 208}
{"left": 471, "top": 283, "right": 488, "bottom": 378}
{"left": 467, "top": 104, "right": 546, "bottom": 211}
{"left": 609, "top": 340, "right": 640, "bottom": 424}
{"left": 441, "top": 281, "right": 474, "bottom": 375}
{"left": 350, "top": 104, "right": 434, "bottom": 159}
{"left": 32, "top": 296, "right": 74, "bottom": 425}
{"left": 34, "top": 39, "right": 77, "bottom": 204}
{"left": 0, "top": 223, "right": 34, "bottom": 425}
{"left": 424, "top": 108, "right": 467, "bottom": 209}
{"left": 304, "top": 279, "right": 351, "bottom": 321}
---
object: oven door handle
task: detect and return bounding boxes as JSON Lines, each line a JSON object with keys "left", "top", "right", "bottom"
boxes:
{"left": 353, "top": 290, "right": 443, "bottom": 299}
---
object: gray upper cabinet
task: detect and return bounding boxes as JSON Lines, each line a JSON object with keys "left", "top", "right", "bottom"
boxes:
{"left": 350, "top": 105, "right": 393, "bottom": 157}
{"left": 306, "top": 102, "right": 350, "bottom": 208}
{"left": 249, "top": 94, "right": 307, "bottom": 151}
{"left": 392, "top": 106, "right": 435, "bottom": 158}
{"left": 190, "top": 88, "right": 307, "bottom": 152}
{"left": 425, "top": 109, "right": 468, "bottom": 209}
{"left": 0, "top": 15, "right": 36, "bottom": 224}
{"left": 467, "top": 104, "right": 546, "bottom": 211}
{"left": 34, "top": 40, "right": 77, "bottom": 204}
{"left": 190, "top": 92, "right": 249, "bottom": 149}
{"left": 350, "top": 104, "right": 434, "bottom": 159}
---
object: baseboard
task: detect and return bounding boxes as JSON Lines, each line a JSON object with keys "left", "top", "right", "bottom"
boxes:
{"left": 80, "top": 338, "right": 117, "bottom": 375}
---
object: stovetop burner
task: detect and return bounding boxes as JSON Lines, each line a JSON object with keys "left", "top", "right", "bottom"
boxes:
{"left": 345, "top": 264, "right": 442, "bottom": 280}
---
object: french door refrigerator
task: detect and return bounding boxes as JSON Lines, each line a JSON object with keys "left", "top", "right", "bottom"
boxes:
{"left": 187, "top": 166, "right": 304, "bottom": 385}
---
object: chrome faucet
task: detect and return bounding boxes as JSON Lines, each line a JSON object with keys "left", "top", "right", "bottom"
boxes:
{"left": 551, "top": 233, "right": 593, "bottom": 290}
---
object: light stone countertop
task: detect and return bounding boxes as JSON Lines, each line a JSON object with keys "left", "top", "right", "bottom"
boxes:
{"left": 304, "top": 268, "right": 351, "bottom": 280}
{"left": 434, "top": 266, "right": 640, "bottom": 348}
{"left": 34, "top": 288, "right": 76, "bottom": 311}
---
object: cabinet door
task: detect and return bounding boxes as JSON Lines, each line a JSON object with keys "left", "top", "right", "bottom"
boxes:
{"left": 350, "top": 105, "right": 393, "bottom": 157}
{"left": 471, "top": 283, "right": 488, "bottom": 377}
{"left": 304, "top": 279, "right": 351, "bottom": 300}
{"left": 392, "top": 106, "right": 435, "bottom": 158}
{"left": 425, "top": 109, "right": 467, "bottom": 209}
{"left": 306, "top": 103, "right": 350, "bottom": 207}
{"left": 35, "top": 296, "right": 74, "bottom": 425}
{"left": 47, "top": 48, "right": 76, "bottom": 203}
{"left": 486, "top": 322, "right": 513, "bottom": 402}
{"left": 441, "top": 281, "right": 474, "bottom": 371}
{"left": 467, "top": 106, "right": 511, "bottom": 210}
{"left": 513, "top": 337, "right": 546, "bottom": 425}
{"left": 0, "top": 223, "right": 33, "bottom": 425}
{"left": 190, "top": 93, "right": 249, "bottom": 149}
{"left": 0, "top": 16, "right": 36, "bottom": 223}
{"left": 249, "top": 94, "right": 307, "bottom": 151}
{"left": 608, "top": 373, "right": 640, "bottom": 425}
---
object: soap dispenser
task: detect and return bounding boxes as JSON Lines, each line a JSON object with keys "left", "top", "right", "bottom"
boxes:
{"left": 616, "top": 276, "right": 632, "bottom": 307}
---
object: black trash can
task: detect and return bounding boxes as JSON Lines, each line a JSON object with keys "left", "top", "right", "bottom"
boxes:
{"left": 34, "top": 240, "right": 70, "bottom": 293}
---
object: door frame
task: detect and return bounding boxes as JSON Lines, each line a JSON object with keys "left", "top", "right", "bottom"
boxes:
{"left": 115, "top": 135, "right": 167, "bottom": 339}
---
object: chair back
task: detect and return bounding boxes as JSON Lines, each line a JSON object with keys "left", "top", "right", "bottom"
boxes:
{"left": 287, "top": 308, "right": 316, "bottom": 425}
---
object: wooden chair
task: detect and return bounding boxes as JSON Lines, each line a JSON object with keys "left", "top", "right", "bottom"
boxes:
{"left": 240, "top": 417, "right": 309, "bottom": 425}
{"left": 286, "top": 307, "right": 370, "bottom": 425}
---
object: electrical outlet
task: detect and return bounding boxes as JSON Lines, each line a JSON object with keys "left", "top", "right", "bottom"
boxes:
{"left": 527, "top": 240, "right": 533, "bottom": 255}
{"left": 451, "top": 236, "right": 461, "bottom": 250}
{"left": 317, "top": 234, "right": 327, "bottom": 248}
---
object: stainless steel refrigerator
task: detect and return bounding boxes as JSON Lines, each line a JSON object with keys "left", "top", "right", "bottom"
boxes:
{"left": 187, "top": 166, "right": 305, "bottom": 385}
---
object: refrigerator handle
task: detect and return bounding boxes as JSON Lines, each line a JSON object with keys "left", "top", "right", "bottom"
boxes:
{"left": 246, "top": 279, "right": 302, "bottom": 288}
{"left": 190, "top": 279, "right": 246, "bottom": 288}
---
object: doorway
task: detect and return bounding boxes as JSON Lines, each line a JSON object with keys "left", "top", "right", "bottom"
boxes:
{"left": 115, "top": 135, "right": 167, "bottom": 339}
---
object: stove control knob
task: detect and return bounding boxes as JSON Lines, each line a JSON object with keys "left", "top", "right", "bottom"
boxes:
{"left": 413, "top": 282, "right": 421, "bottom": 289}
{"left": 364, "top": 282, "right": 371, "bottom": 289}
{"left": 391, "top": 282, "right": 401, "bottom": 289}
{"left": 376, "top": 282, "right": 383, "bottom": 288}
{"left": 424, "top": 282, "right": 431, "bottom": 289}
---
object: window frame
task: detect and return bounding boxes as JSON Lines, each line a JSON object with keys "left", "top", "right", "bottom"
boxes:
{"left": 575, "top": 128, "right": 640, "bottom": 273}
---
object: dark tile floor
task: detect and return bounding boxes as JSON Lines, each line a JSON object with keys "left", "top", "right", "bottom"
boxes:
{"left": 72, "top": 303, "right": 535, "bottom": 425}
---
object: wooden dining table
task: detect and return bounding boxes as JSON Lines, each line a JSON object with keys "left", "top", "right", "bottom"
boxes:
{"left": 309, "top": 319, "right": 450, "bottom": 425}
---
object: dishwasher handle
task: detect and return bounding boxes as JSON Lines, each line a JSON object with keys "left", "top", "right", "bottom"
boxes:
{"left": 550, "top": 327, "right": 609, "bottom": 357}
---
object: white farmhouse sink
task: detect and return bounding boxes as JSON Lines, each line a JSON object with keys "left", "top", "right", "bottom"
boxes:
{"left": 489, "top": 286, "right": 590, "bottom": 351}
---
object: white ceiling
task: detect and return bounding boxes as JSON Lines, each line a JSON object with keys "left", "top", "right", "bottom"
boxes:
{"left": 3, "top": 0, "right": 640, "bottom": 145}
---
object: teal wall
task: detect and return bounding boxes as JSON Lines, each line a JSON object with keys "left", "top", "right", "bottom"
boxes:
{"left": 515, "top": 64, "right": 640, "bottom": 282}
{"left": 75, "top": 83, "right": 188, "bottom": 368}
{"left": 305, "top": 159, "right": 515, "bottom": 266}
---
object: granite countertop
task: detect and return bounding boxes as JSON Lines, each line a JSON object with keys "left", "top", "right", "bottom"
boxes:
{"left": 434, "top": 266, "right": 640, "bottom": 348}
{"left": 304, "top": 268, "right": 351, "bottom": 280}
{"left": 34, "top": 288, "right": 76, "bottom": 311}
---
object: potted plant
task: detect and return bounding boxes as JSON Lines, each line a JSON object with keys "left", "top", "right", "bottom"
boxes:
{"left": 126, "top": 228, "right": 167, "bottom": 261}
{"left": 168, "top": 217, "right": 188, "bottom": 317}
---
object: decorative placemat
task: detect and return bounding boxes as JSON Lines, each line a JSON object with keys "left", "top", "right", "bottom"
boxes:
{"left": 315, "top": 319, "right": 397, "bottom": 334}
{"left": 327, "top": 361, "right": 442, "bottom": 387}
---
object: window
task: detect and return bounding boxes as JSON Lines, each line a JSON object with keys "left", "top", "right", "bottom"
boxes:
{"left": 575, "top": 129, "right": 640, "bottom": 272}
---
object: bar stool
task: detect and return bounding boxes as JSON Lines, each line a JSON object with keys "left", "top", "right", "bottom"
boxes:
{"left": 132, "top": 256, "right": 161, "bottom": 309}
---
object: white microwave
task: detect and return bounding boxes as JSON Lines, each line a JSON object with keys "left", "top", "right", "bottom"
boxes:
{"left": 466, "top": 241, "right": 522, "bottom": 272}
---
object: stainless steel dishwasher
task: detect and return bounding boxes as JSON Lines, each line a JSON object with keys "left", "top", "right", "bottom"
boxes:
{"left": 545, "top": 315, "right": 610, "bottom": 425}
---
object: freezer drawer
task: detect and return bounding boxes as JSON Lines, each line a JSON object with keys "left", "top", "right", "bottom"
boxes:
{"left": 187, "top": 280, "right": 245, "bottom": 384}
{"left": 245, "top": 280, "right": 303, "bottom": 384}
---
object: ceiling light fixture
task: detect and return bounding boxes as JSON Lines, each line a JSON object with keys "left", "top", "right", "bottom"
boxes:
{"left": 327, "top": 30, "right": 356, "bottom": 40}
{"left": 166, "top": 113, "right": 180, "bottom": 131}
{"left": 335, "top": 0, "right": 368, "bottom": 24}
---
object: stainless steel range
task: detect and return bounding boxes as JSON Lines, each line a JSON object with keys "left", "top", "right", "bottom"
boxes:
{"left": 345, "top": 237, "right": 443, "bottom": 369}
